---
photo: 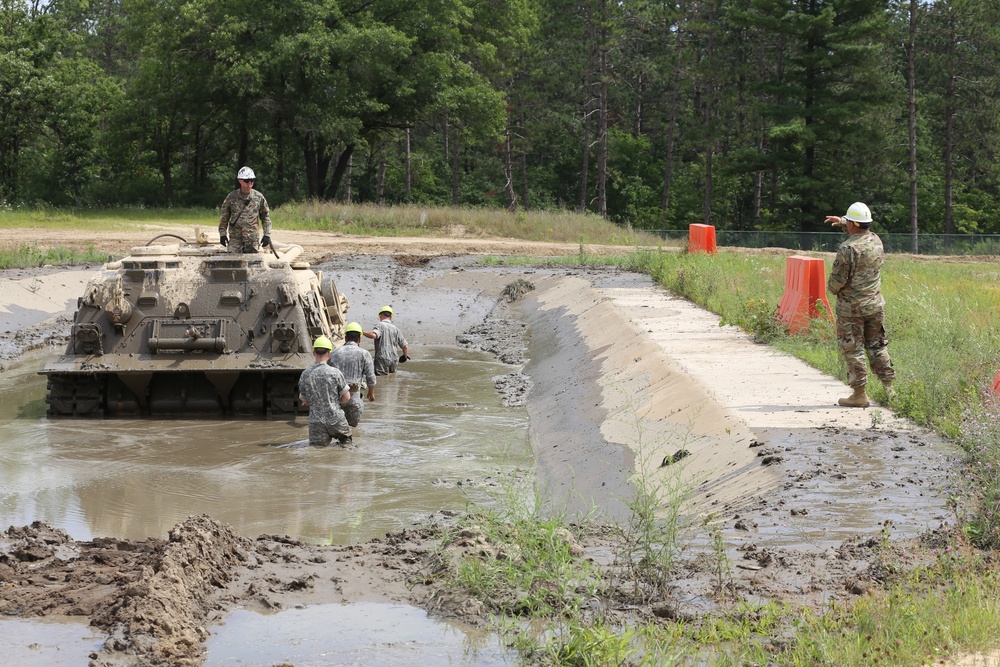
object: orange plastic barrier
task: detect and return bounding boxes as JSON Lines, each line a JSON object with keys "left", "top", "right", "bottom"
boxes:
{"left": 777, "top": 255, "right": 834, "bottom": 334}
{"left": 688, "top": 224, "right": 717, "bottom": 254}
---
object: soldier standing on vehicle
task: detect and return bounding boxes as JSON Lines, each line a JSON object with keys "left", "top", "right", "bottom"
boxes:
{"left": 218, "top": 166, "right": 272, "bottom": 253}
{"left": 364, "top": 305, "right": 409, "bottom": 376}
{"left": 328, "top": 322, "right": 376, "bottom": 427}
{"left": 298, "top": 336, "right": 353, "bottom": 446}
{"left": 825, "top": 202, "right": 896, "bottom": 408}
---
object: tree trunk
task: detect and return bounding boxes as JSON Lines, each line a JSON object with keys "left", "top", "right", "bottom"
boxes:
{"left": 520, "top": 110, "right": 531, "bottom": 210}
{"left": 597, "top": 8, "right": 609, "bottom": 220}
{"left": 156, "top": 123, "right": 174, "bottom": 205}
{"left": 302, "top": 133, "right": 319, "bottom": 198}
{"left": 376, "top": 160, "right": 387, "bottom": 203}
{"left": 907, "top": 0, "right": 919, "bottom": 252}
{"left": 503, "top": 108, "right": 518, "bottom": 212}
{"left": 579, "top": 16, "right": 595, "bottom": 214}
{"left": 237, "top": 105, "right": 249, "bottom": 171}
{"left": 343, "top": 153, "right": 353, "bottom": 203}
{"left": 701, "top": 2, "right": 715, "bottom": 227}
{"left": 943, "top": 15, "right": 955, "bottom": 239}
{"left": 635, "top": 71, "right": 643, "bottom": 137}
{"left": 662, "top": 41, "right": 681, "bottom": 214}
{"left": 326, "top": 144, "right": 355, "bottom": 200}
{"left": 404, "top": 127, "right": 412, "bottom": 198}
{"left": 451, "top": 127, "right": 460, "bottom": 206}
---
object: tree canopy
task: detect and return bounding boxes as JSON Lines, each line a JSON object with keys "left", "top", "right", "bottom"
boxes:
{"left": 2, "top": 0, "right": 1000, "bottom": 235}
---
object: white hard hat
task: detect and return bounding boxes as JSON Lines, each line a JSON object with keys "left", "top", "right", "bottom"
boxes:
{"left": 236, "top": 166, "right": 256, "bottom": 180}
{"left": 844, "top": 202, "right": 872, "bottom": 224}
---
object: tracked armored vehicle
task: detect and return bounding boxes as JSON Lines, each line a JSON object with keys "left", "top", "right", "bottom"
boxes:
{"left": 41, "top": 229, "right": 349, "bottom": 417}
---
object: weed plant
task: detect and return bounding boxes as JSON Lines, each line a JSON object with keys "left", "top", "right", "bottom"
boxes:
{"left": 444, "top": 464, "right": 600, "bottom": 621}
{"left": 611, "top": 404, "right": 695, "bottom": 605}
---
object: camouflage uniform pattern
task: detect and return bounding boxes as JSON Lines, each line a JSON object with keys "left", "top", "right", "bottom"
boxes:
{"left": 827, "top": 230, "right": 895, "bottom": 388}
{"left": 298, "top": 362, "right": 352, "bottom": 445}
{"left": 372, "top": 319, "right": 408, "bottom": 376}
{"left": 218, "top": 189, "right": 272, "bottom": 253}
{"left": 328, "top": 341, "right": 376, "bottom": 427}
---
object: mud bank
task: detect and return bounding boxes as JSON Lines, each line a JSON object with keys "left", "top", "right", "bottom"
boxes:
{"left": 0, "top": 243, "right": 960, "bottom": 666}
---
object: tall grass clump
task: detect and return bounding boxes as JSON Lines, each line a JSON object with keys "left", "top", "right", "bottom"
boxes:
{"left": 732, "top": 558, "right": 1000, "bottom": 666}
{"left": 955, "top": 396, "right": 1000, "bottom": 548}
{"left": 441, "top": 462, "right": 599, "bottom": 621}
{"left": 0, "top": 206, "right": 214, "bottom": 230}
{"left": 275, "top": 202, "right": 667, "bottom": 247}
{"left": 0, "top": 243, "right": 111, "bottom": 269}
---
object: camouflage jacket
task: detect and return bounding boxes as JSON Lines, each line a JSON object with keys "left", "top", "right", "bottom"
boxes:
{"left": 298, "top": 362, "right": 348, "bottom": 424}
{"left": 218, "top": 189, "right": 272, "bottom": 238}
{"left": 372, "top": 320, "right": 407, "bottom": 365}
{"left": 827, "top": 230, "right": 886, "bottom": 317}
{"left": 328, "top": 342, "right": 376, "bottom": 388}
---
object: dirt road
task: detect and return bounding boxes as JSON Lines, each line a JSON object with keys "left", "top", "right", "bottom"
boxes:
{"left": 0, "top": 226, "right": 959, "bottom": 666}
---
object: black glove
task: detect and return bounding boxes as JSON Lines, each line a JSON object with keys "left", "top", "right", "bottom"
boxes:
{"left": 399, "top": 354, "right": 409, "bottom": 363}
{"left": 220, "top": 235, "right": 228, "bottom": 247}
{"left": 261, "top": 235, "right": 271, "bottom": 247}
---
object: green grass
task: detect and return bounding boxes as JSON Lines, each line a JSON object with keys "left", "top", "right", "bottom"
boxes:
{"left": 0, "top": 202, "right": 667, "bottom": 246}
{"left": 0, "top": 203, "right": 671, "bottom": 268}
{"left": 0, "top": 206, "right": 215, "bottom": 230}
{"left": 276, "top": 201, "right": 666, "bottom": 247}
{"left": 0, "top": 243, "right": 113, "bottom": 269}
{"left": 734, "top": 558, "right": 1000, "bottom": 666}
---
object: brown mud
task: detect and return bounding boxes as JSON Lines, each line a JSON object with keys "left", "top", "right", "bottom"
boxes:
{"left": 0, "top": 225, "right": 961, "bottom": 666}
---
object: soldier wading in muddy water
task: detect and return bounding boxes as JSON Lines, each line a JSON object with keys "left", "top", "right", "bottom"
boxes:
{"left": 825, "top": 201, "right": 896, "bottom": 408}
{"left": 218, "top": 166, "right": 272, "bottom": 253}
{"left": 364, "top": 305, "right": 410, "bottom": 376}
{"left": 298, "top": 336, "right": 353, "bottom": 446}
{"left": 328, "top": 322, "right": 376, "bottom": 427}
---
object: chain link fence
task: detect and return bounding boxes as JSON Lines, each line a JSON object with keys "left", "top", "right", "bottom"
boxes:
{"left": 649, "top": 230, "right": 1000, "bottom": 256}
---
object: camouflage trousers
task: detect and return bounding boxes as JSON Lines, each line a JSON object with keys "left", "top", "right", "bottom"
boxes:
{"left": 374, "top": 356, "right": 397, "bottom": 376}
{"left": 343, "top": 394, "right": 364, "bottom": 427}
{"left": 307, "top": 416, "right": 352, "bottom": 446}
{"left": 227, "top": 229, "right": 260, "bottom": 254}
{"left": 836, "top": 311, "right": 896, "bottom": 388}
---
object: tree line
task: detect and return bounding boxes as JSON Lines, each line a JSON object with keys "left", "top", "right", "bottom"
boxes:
{"left": 2, "top": 0, "right": 998, "bottom": 234}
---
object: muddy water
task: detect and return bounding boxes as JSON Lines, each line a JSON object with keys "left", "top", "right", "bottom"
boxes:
{"left": 0, "top": 606, "right": 515, "bottom": 667}
{"left": 0, "top": 617, "right": 104, "bottom": 667}
{"left": 203, "top": 602, "right": 514, "bottom": 666}
{"left": 0, "top": 346, "right": 531, "bottom": 544}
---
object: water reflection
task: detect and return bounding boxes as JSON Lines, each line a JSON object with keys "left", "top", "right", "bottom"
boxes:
{"left": 0, "top": 347, "right": 531, "bottom": 543}
{"left": 0, "top": 616, "right": 103, "bottom": 667}
{"left": 204, "top": 602, "right": 515, "bottom": 667}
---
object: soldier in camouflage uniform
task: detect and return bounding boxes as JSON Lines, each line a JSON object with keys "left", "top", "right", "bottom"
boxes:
{"left": 825, "top": 202, "right": 896, "bottom": 408}
{"left": 298, "top": 336, "right": 353, "bottom": 446}
{"left": 218, "top": 166, "right": 272, "bottom": 254}
{"left": 328, "top": 322, "right": 376, "bottom": 427}
{"left": 364, "top": 305, "right": 410, "bottom": 376}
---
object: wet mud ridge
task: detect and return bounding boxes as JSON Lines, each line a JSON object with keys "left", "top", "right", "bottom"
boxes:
{"left": 0, "top": 516, "right": 445, "bottom": 667}
{"left": 456, "top": 276, "right": 535, "bottom": 406}
{"left": 1, "top": 517, "right": 243, "bottom": 666}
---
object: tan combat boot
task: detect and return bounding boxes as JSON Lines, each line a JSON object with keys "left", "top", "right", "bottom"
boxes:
{"left": 838, "top": 385, "right": 870, "bottom": 408}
